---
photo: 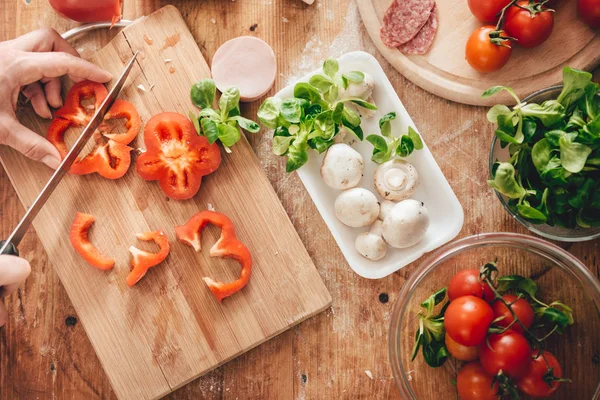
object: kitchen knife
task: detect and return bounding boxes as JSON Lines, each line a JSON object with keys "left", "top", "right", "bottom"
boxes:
{"left": 0, "top": 51, "right": 139, "bottom": 256}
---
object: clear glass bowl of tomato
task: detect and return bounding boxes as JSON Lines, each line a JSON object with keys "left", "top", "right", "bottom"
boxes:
{"left": 389, "top": 232, "right": 600, "bottom": 399}
{"left": 489, "top": 86, "right": 600, "bottom": 242}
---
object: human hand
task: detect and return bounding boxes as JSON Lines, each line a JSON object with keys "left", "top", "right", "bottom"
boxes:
{"left": 0, "top": 28, "right": 112, "bottom": 169}
{"left": 0, "top": 255, "right": 31, "bottom": 326}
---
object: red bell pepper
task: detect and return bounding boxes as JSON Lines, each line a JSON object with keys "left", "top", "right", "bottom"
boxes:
{"left": 127, "top": 230, "right": 170, "bottom": 287}
{"left": 136, "top": 112, "right": 221, "bottom": 200}
{"left": 70, "top": 212, "right": 115, "bottom": 270}
{"left": 175, "top": 210, "right": 252, "bottom": 302}
{"left": 47, "top": 81, "right": 140, "bottom": 179}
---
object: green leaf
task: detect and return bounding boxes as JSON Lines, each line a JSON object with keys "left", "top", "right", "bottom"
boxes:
{"left": 199, "top": 107, "right": 220, "bottom": 119}
{"left": 217, "top": 123, "right": 241, "bottom": 147}
{"left": 294, "top": 82, "right": 322, "bottom": 103}
{"left": 544, "top": 130, "right": 564, "bottom": 147}
{"left": 517, "top": 204, "right": 548, "bottom": 223}
{"left": 531, "top": 138, "right": 553, "bottom": 173}
{"left": 342, "top": 107, "right": 360, "bottom": 127}
{"left": 569, "top": 178, "right": 595, "bottom": 208}
{"left": 323, "top": 58, "right": 339, "bottom": 79}
{"left": 286, "top": 132, "right": 309, "bottom": 172}
{"left": 559, "top": 133, "right": 592, "bottom": 173}
{"left": 200, "top": 118, "right": 219, "bottom": 144}
{"left": 190, "top": 78, "right": 216, "bottom": 109}
{"left": 521, "top": 101, "right": 565, "bottom": 127}
{"left": 309, "top": 74, "right": 335, "bottom": 93}
{"left": 379, "top": 112, "right": 396, "bottom": 137}
{"left": 581, "top": 82, "right": 599, "bottom": 120}
{"left": 332, "top": 102, "right": 344, "bottom": 125}
{"left": 497, "top": 275, "right": 527, "bottom": 293}
{"left": 257, "top": 97, "right": 282, "bottom": 129}
{"left": 342, "top": 71, "right": 365, "bottom": 83}
{"left": 218, "top": 87, "right": 241, "bottom": 119}
{"left": 482, "top": 85, "right": 521, "bottom": 103}
{"left": 346, "top": 98, "right": 378, "bottom": 110}
{"left": 342, "top": 121, "right": 363, "bottom": 141}
{"left": 397, "top": 135, "right": 415, "bottom": 157}
{"left": 280, "top": 98, "right": 303, "bottom": 124}
{"left": 487, "top": 162, "right": 528, "bottom": 199}
{"left": 538, "top": 307, "right": 571, "bottom": 329}
{"left": 557, "top": 67, "right": 593, "bottom": 109}
{"left": 272, "top": 135, "right": 294, "bottom": 156}
{"left": 313, "top": 111, "right": 336, "bottom": 140}
{"left": 366, "top": 134, "right": 388, "bottom": 153}
{"left": 487, "top": 104, "right": 513, "bottom": 123}
{"left": 189, "top": 111, "right": 200, "bottom": 134}
{"left": 324, "top": 85, "right": 339, "bottom": 104}
{"left": 231, "top": 116, "right": 260, "bottom": 133}
{"left": 408, "top": 126, "right": 424, "bottom": 150}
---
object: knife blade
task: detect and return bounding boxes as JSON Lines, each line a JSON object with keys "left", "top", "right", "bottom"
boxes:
{"left": 0, "top": 51, "right": 139, "bottom": 256}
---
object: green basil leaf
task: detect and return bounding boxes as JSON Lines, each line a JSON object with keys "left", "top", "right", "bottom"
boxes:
{"left": 272, "top": 135, "right": 295, "bottom": 156}
{"left": 190, "top": 78, "right": 216, "bottom": 109}
{"left": 323, "top": 58, "right": 339, "bottom": 79}
{"left": 231, "top": 116, "right": 260, "bottom": 133}
{"left": 342, "top": 71, "right": 365, "bottom": 83}
{"left": 217, "top": 123, "right": 241, "bottom": 147}
{"left": 200, "top": 118, "right": 219, "bottom": 144}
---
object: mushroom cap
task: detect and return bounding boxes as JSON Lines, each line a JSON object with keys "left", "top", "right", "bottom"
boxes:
{"left": 320, "top": 143, "right": 364, "bottom": 190}
{"left": 339, "top": 73, "right": 375, "bottom": 100}
{"left": 374, "top": 159, "right": 419, "bottom": 201}
{"left": 379, "top": 200, "right": 396, "bottom": 220}
{"left": 334, "top": 188, "right": 380, "bottom": 228}
{"left": 344, "top": 96, "right": 377, "bottom": 120}
{"left": 382, "top": 200, "right": 429, "bottom": 249}
{"left": 355, "top": 221, "right": 387, "bottom": 261}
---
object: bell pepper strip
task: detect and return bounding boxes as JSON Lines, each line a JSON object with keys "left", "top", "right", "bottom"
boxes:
{"left": 126, "top": 230, "right": 170, "bottom": 287}
{"left": 175, "top": 210, "right": 252, "bottom": 302}
{"left": 70, "top": 212, "right": 115, "bottom": 270}
{"left": 47, "top": 80, "right": 140, "bottom": 178}
{"left": 136, "top": 112, "right": 221, "bottom": 200}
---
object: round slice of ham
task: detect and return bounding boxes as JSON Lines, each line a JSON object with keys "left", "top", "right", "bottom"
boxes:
{"left": 380, "top": 0, "right": 435, "bottom": 48}
{"left": 398, "top": 4, "right": 438, "bottom": 55}
{"left": 211, "top": 36, "right": 277, "bottom": 102}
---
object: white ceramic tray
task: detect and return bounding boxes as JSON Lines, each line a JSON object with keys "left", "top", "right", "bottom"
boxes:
{"left": 275, "top": 51, "right": 464, "bottom": 279}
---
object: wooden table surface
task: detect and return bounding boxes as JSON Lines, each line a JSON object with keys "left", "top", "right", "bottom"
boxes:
{"left": 0, "top": 1, "right": 598, "bottom": 399}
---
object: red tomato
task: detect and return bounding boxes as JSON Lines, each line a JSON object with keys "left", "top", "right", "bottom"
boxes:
{"left": 448, "top": 269, "right": 495, "bottom": 303}
{"left": 49, "top": 0, "right": 122, "bottom": 24}
{"left": 136, "top": 113, "right": 222, "bottom": 200}
{"left": 70, "top": 212, "right": 114, "bottom": 270}
{"left": 479, "top": 331, "right": 532, "bottom": 379}
{"left": 445, "top": 296, "right": 494, "bottom": 347}
{"left": 468, "top": 0, "right": 512, "bottom": 22}
{"left": 517, "top": 351, "right": 563, "bottom": 398}
{"left": 579, "top": 0, "right": 600, "bottom": 28}
{"left": 445, "top": 332, "right": 479, "bottom": 362}
{"left": 504, "top": 1, "right": 554, "bottom": 48}
{"left": 492, "top": 294, "right": 535, "bottom": 334}
{"left": 457, "top": 362, "right": 500, "bottom": 400}
{"left": 465, "top": 26, "right": 512, "bottom": 73}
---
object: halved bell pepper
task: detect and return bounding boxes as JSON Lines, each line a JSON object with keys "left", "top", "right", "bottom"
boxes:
{"left": 47, "top": 80, "right": 140, "bottom": 179}
{"left": 70, "top": 212, "right": 115, "bottom": 270}
{"left": 136, "top": 112, "right": 221, "bottom": 200}
{"left": 127, "top": 230, "right": 170, "bottom": 287}
{"left": 175, "top": 210, "right": 252, "bottom": 302}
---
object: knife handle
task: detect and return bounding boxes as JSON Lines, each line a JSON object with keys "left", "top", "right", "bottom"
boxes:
{"left": 0, "top": 240, "right": 19, "bottom": 256}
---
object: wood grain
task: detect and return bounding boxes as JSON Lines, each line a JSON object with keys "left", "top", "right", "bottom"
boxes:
{"left": 0, "top": 5, "right": 331, "bottom": 400}
{"left": 0, "top": 1, "right": 599, "bottom": 399}
{"left": 357, "top": 0, "right": 600, "bottom": 106}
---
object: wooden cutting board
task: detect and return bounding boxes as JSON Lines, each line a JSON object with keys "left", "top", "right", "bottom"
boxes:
{"left": 357, "top": 0, "right": 600, "bottom": 106}
{"left": 0, "top": 6, "right": 331, "bottom": 400}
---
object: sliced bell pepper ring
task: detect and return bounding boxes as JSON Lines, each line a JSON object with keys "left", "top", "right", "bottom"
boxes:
{"left": 48, "top": 80, "right": 140, "bottom": 178}
{"left": 70, "top": 212, "right": 115, "bottom": 270}
{"left": 127, "top": 230, "right": 170, "bottom": 287}
{"left": 136, "top": 112, "right": 221, "bottom": 200}
{"left": 175, "top": 210, "right": 252, "bottom": 302}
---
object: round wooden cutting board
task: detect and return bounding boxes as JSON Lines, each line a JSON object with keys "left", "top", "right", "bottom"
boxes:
{"left": 357, "top": 0, "right": 600, "bottom": 106}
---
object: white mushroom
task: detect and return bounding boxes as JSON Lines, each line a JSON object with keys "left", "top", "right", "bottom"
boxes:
{"left": 344, "top": 96, "right": 377, "bottom": 120}
{"left": 374, "top": 159, "right": 419, "bottom": 201}
{"left": 334, "top": 188, "right": 380, "bottom": 228}
{"left": 379, "top": 200, "right": 396, "bottom": 220}
{"left": 355, "top": 220, "right": 387, "bottom": 261}
{"left": 339, "top": 73, "right": 375, "bottom": 100}
{"left": 320, "top": 143, "right": 364, "bottom": 190}
{"left": 382, "top": 200, "right": 429, "bottom": 249}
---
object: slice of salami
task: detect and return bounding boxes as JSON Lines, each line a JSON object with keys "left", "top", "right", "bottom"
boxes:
{"left": 380, "top": 0, "right": 435, "bottom": 47}
{"left": 398, "top": 4, "right": 438, "bottom": 55}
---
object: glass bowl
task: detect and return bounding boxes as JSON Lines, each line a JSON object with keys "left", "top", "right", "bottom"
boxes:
{"left": 389, "top": 233, "right": 600, "bottom": 399}
{"left": 489, "top": 86, "right": 600, "bottom": 242}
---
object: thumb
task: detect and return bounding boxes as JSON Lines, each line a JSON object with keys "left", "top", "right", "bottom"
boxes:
{"left": 1, "top": 117, "right": 62, "bottom": 169}
{"left": 0, "top": 255, "right": 31, "bottom": 297}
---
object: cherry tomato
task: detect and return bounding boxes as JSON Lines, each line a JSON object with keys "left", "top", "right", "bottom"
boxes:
{"left": 479, "top": 331, "right": 532, "bottom": 379}
{"left": 445, "top": 295, "right": 494, "bottom": 347}
{"left": 49, "top": 0, "right": 122, "bottom": 23}
{"left": 445, "top": 332, "right": 479, "bottom": 362}
{"left": 504, "top": 1, "right": 554, "bottom": 48}
{"left": 517, "top": 351, "right": 563, "bottom": 398}
{"left": 465, "top": 26, "right": 512, "bottom": 73}
{"left": 491, "top": 294, "right": 535, "bottom": 334}
{"left": 457, "top": 362, "right": 500, "bottom": 400}
{"left": 579, "top": 0, "right": 600, "bottom": 28}
{"left": 448, "top": 269, "right": 495, "bottom": 303}
{"left": 468, "top": 0, "right": 512, "bottom": 22}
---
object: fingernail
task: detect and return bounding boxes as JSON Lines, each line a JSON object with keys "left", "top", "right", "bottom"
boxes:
{"left": 41, "top": 155, "right": 61, "bottom": 170}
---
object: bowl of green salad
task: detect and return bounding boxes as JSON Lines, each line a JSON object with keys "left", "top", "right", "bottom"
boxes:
{"left": 488, "top": 67, "right": 600, "bottom": 242}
